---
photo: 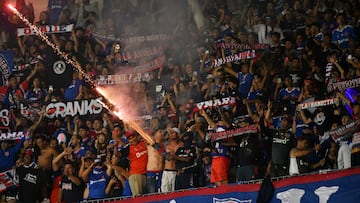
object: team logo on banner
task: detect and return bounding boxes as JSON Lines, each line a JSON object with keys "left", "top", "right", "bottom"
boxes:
{"left": 53, "top": 60, "right": 66, "bottom": 75}
{"left": 213, "top": 197, "right": 251, "bottom": 203}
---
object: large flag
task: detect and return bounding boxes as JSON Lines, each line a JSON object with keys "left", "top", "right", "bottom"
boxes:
{"left": 0, "top": 50, "right": 14, "bottom": 86}
{"left": 115, "top": 168, "right": 360, "bottom": 203}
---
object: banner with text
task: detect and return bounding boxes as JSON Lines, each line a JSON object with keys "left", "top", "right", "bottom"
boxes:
{"left": 213, "top": 50, "right": 256, "bottom": 67}
{"left": 327, "top": 78, "right": 360, "bottom": 92}
{"left": 210, "top": 124, "right": 259, "bottom": 142}
{"left": 91, "top": 33, "right": 172, "bottom": 45}
{"left": 324, "top": 119, "right": 360, "bottom": 142}
{"left": 118, "top": 55, "right": 166, "bottom": 74}
{"left": 193, "top": 97, "right": 236, "bottom": 112}
{"left": 45, "top": 98, "right": 103, "bottom": 119}
{"left": 17, "top": 24, "right": 74, "bottom": 37}
{"left": 0, "top": 131, "right": 27, "bottom": 141}
{"left": 97, "top": 72, "right": 154, "bottom": 85}
{"left": 298, "top": 98, "right": 338, "bottom": 110}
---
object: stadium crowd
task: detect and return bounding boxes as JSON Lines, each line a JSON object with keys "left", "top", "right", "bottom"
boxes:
{"left": 1, "top": 0, "right": 360, "bottom": 202}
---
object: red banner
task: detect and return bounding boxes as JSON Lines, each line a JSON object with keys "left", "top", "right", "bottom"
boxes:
{"left": 210, "top": 124, "right": 259, "bottom": 142}
{"left": 0, "top": 169, "right": 18, "bottom": 193}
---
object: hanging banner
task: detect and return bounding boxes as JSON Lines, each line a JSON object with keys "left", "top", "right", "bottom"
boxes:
{"left": 327, "top": 78, "right": 360, "bottom": 92}
{"left": 0, "top": 51, "right": 14, "bottom": 86}
{"left": 0, "top": 169, "right": 18, "bottom": 193}
{"left": 96, "top": 72, "right": 154, "bottom": 86}
{"left": 118, "top": 55, "right": 166, "bottom": 74}
{"left": 213, "top": 50, "right": 256, "bottom": 67}
{"left": 0, "top": 131, "right": 28, "bottom": 141}
{"left": 91, "top": 33, "right": 172, "bottom": 45}
{"left": 111, "top": 167, "right": 360, "bottom": 203}
{"left": 17, "top": 24, "right": 74, "bottom": 37}
{"left": 45, "top": 98, "right": 103, "bottom": 119}
{"left": 122, "top": 46, "right": 165, "bottom": 62}
{"left": 210, "top": 124, "right": 258, "bottom": 142}
{"left": 220, "top": 43, "right": 269, "bottom": 51}
{"left": 324, "top": 119, "right": 360, "bottom": 142}
{"left": 193, "top": 97, "right": 236, "bottom": 112}
{"left": 298, "top": 98, "right": 338, "bottom": 110}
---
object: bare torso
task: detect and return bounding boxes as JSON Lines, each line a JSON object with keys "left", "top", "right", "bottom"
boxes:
{"left": 38, "top": 146, "right": 57, "bottom": 170}
{"left": 164, "top": 141, "right": 180, "bottom": 170}
{"left": 146, "top": 145, "right": 164, "bottom": 171}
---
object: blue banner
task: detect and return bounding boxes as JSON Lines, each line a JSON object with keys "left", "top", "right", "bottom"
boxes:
{"left": 0, "top": 51, "right": 14, "bottom": 86}
{"left": 114, "top": 168, "right": 360, "bottom": 203}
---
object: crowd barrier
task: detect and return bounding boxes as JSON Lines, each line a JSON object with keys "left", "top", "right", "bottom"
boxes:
{"left": 83, "top": 167, "right": 360, "bottom": 203}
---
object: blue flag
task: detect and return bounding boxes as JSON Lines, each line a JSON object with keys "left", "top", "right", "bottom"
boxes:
{"left": 0, "top": 51, "right": 14, "bottom": 86}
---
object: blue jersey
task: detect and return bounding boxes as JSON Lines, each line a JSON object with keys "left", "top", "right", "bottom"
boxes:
{"left": 237, "top": 72, "right": 253, "bottom": 98}
{"left": 332, "top": 25, "right": 356, "bottom": 49}
{"left": 88, "top": 167, "right": 109, "bottom": 199}
{"left": 47, "top": 0, "right": 67, "bottom": 24}
{"left": 279, "top": 87, "right": 300, "bottom": 100}
{"left": 0, "top": 138, "right": 25, "bottom": 172}
{"left": 64, "top": 79, "right": 83, "bottom": 101}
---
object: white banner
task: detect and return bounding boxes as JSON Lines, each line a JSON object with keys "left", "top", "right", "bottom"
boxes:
{"left": 45, "top": 98, "right": 103, "bottom": 119}
{"left": 17, "top": 24, "right": 74, "bottom": 37}
{"left": 193, "top": 97, "right": 236, "bottom": 112}
{"left": 0, "top": 131, "right": 28, "bottom": 141}
{"left": 97, "top": 72, "right": 154, "bottom": 85}
{"left": 298, "top": 98, "right": 338, "bottom": 110}
{"left": 327, "top": 78, "right": 360, "bottom": 92}
{"left": 213, "top": 50, "right": 256, "bottom": 67}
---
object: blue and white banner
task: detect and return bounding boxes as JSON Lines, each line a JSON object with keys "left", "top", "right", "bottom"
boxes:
{"left": 114, "top": 168, "right": 360, "bottom": 203}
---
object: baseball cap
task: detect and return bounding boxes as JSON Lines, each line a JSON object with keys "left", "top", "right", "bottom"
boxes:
{"left": 168, "top": 127, "right": 180, "bottom": 134}
{"left": 23, "top": 148, "right": 34, "bottom": 157}
{"left": 125, "top": 130, "right": 136, "bottom": 139}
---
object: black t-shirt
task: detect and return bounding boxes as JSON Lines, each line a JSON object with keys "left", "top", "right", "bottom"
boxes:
{"left": 16, "top": 165, "right": 43, "bottom": 203}
{"left": 236, "top": 134, "right": 259, "bottom": 166}
{"left": 270, "top": 129, "right": 296, "bottom": 165}
{"left": 312, "top": 106, "right": 337, "bottom": 135}
{"left": 296, "top": 155, "right": 311, "bottom": 174}
{"left": 175, "top": 146, "right": 195, "bottom": 171}
{"left": 60, "top": 175, "right": 84, "bottom": 203}
{"left": 47, "top": 54, "right": 74, "bottom": 90}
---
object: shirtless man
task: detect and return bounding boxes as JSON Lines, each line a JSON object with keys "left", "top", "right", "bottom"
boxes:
{"left": 146, "top": 129, "right": 165, "bottom": 194}
{"left": 36, "top": 135, "right": 58, "bottom": 170}
{"left": 36, "top": 135, "right": 59, "bottom": 201}
{"left": 161, "top": 127, "right": 181, "bottom": 193}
